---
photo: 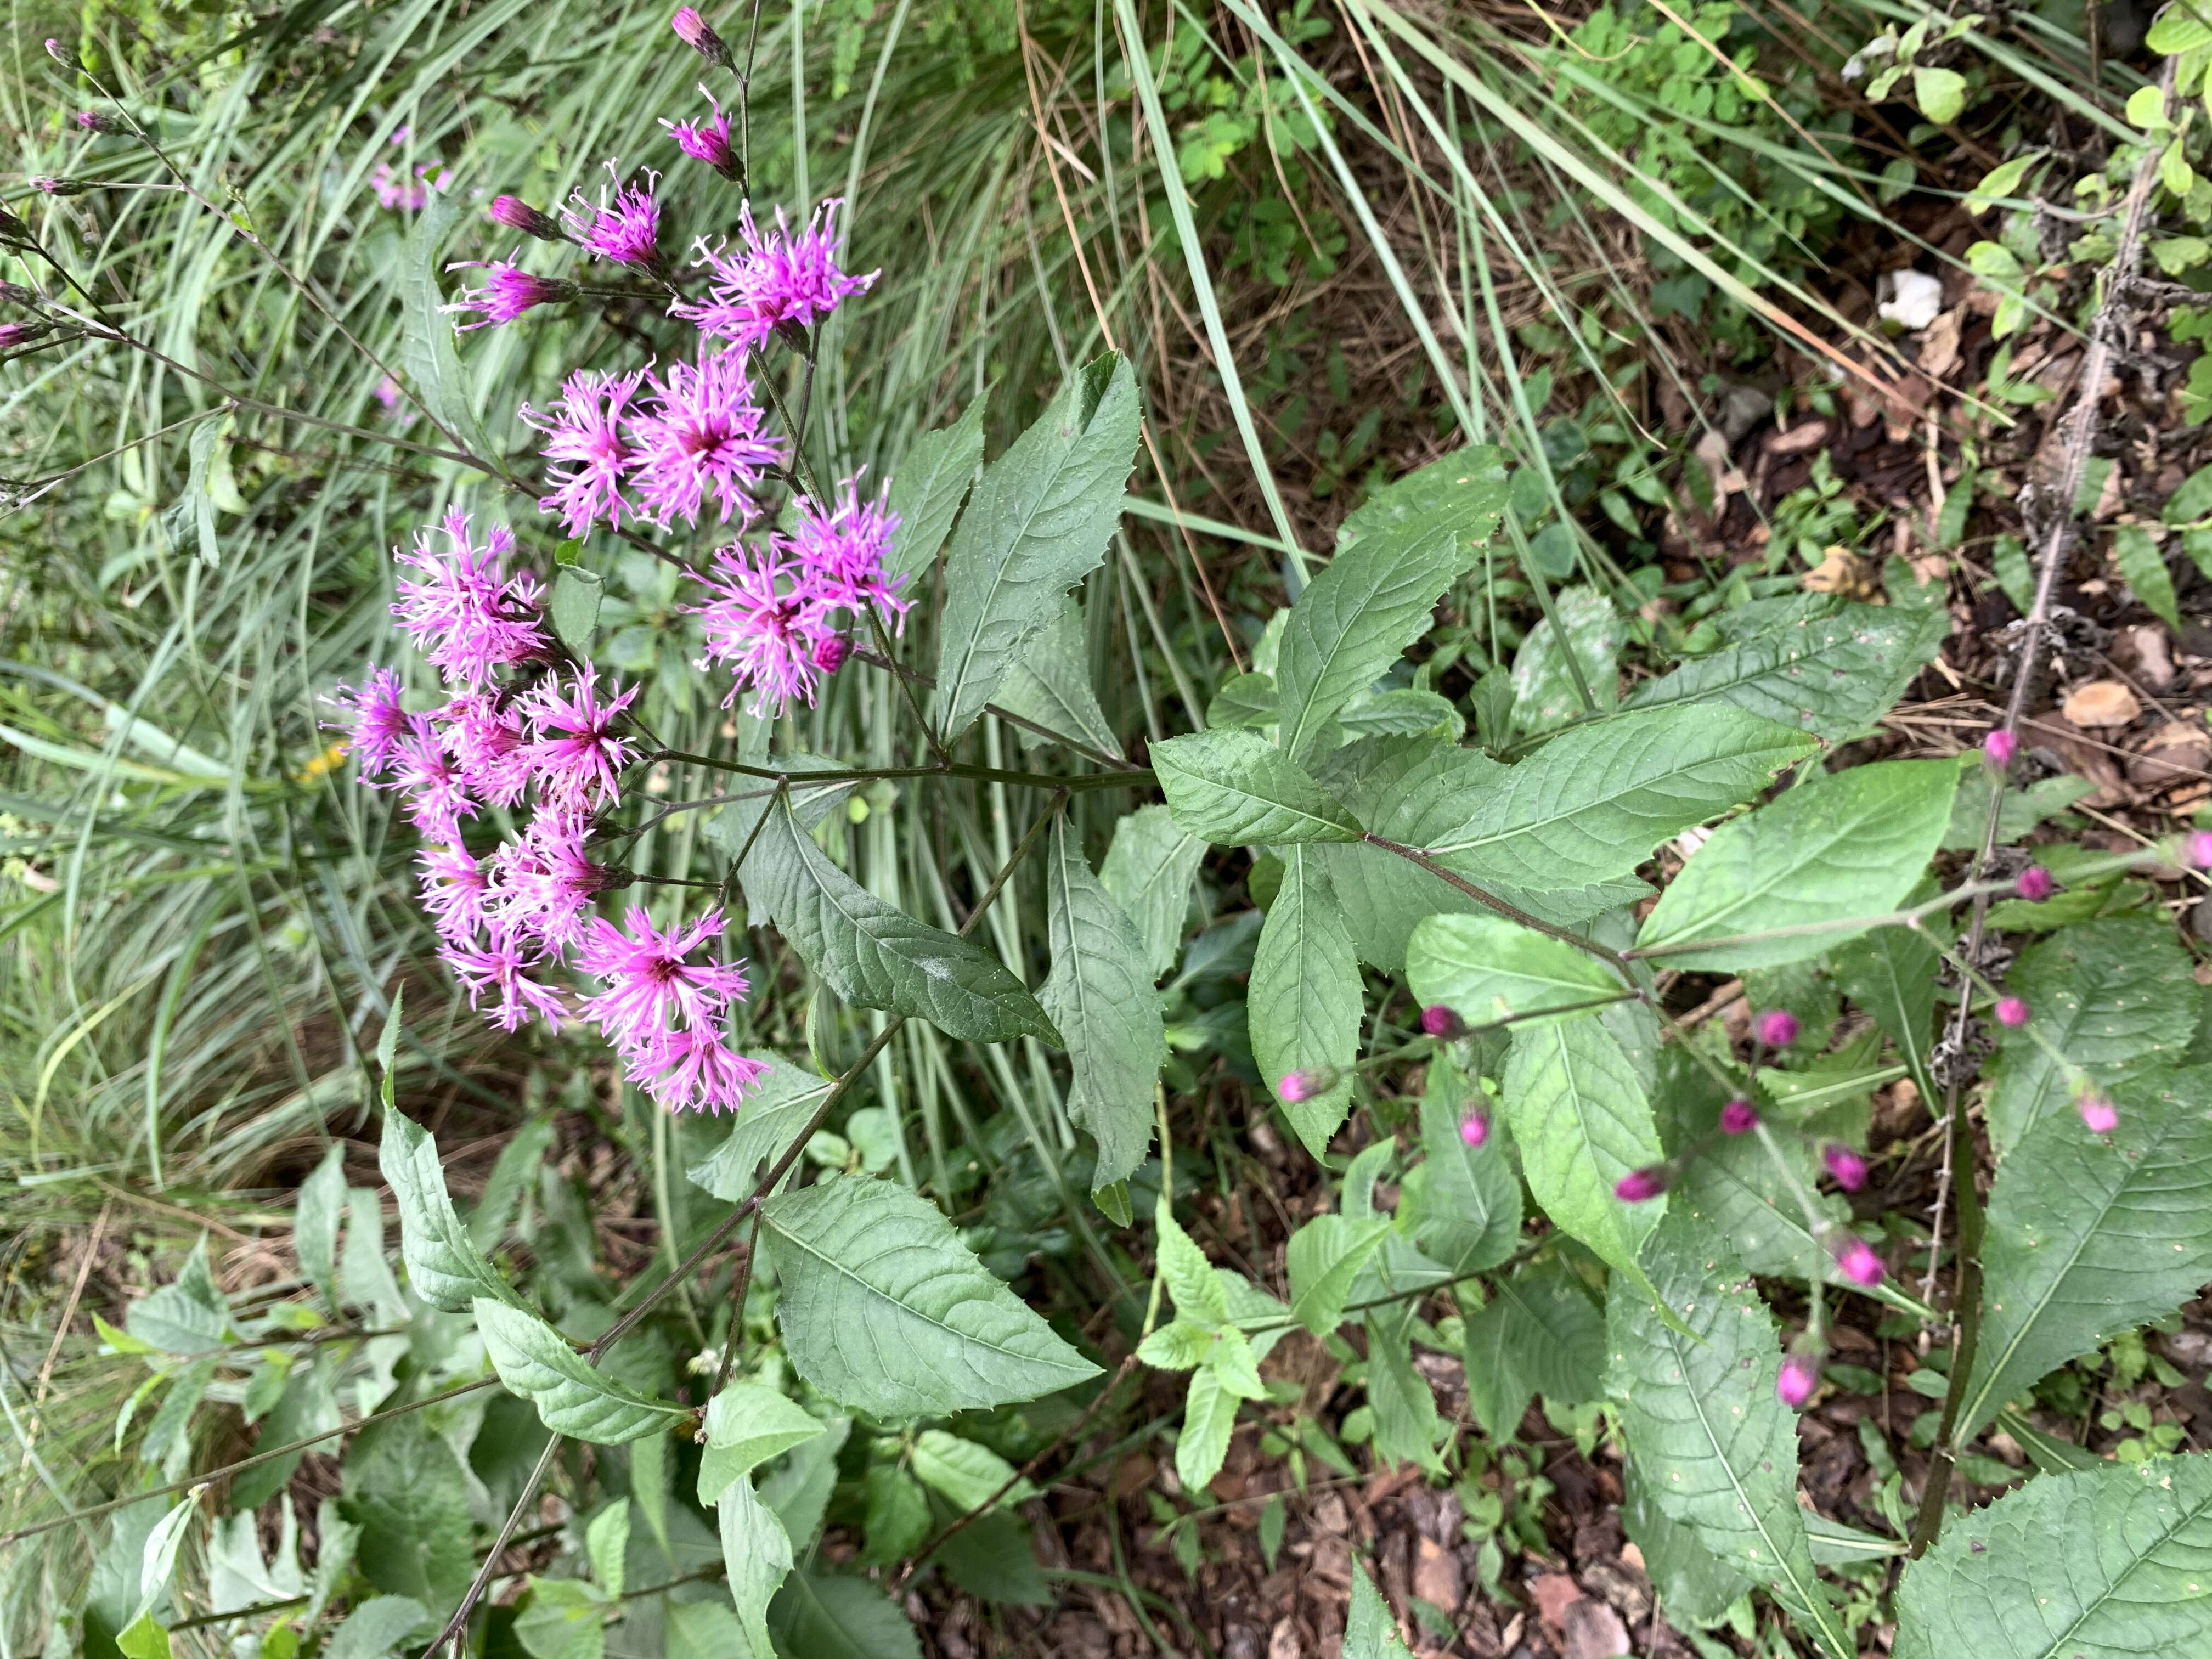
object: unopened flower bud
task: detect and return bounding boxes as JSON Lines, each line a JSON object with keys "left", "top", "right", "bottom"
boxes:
{"left": 0, "top": 321, "right": 50, "bottom": 349}
{"left": 1776, "top": 1353, "right": 1821, "bottom": 1410}
{"left": 2078, "top": 1091, "right": 2119, "bottom": 1135}
{"left": 1995, "top": 996, "right": 2030, "bottom": 1028}
{"left": 1983, "top": 727, "right": 2017, "bottom": 768}
{"left": 0, "top": 280, "right": 38, "bottom": 306}
{"left": 0, "top": 206, "right": 31, "bottom": 247}
{"left": 1458, "top": 1108, "right": 1489, "bottom": 1149}
{"left": 1420, "top": 1003, "right": 1464, "bottom": 1040}
{"left": 2016, "top": 865, "right": 2055, "bottom": 901}
{"left": 812, "top": 633, "right": 850, "bottom": 674}
{"left": 488, "top": 194, "right": 564, "bottom": 241}
{"left": 75, "top": 109, "right": 129, "bottom": 135}
{"left": 1277, "top": 1069, "right": 1331, "bottom": 1105}
{"left": 2190, "top": 830, "right": 2212, "bottom": 871}
{"left": 1832, "top": 1235, "right": 1884, "bottom": 1288}
{"left": 1756, "top": 1008, "right": 1799, "bottom": 1048}
{"left": 45, "top": 37, "right": 78, "bottom": 70}
{"left": 1720, "top": 1097, "right": 1759, "bottom": 1135}
{"left": 670, "top": 7, "right": 734, "bottom": 68}
{"left": 1615, "top": 1165, "right": 1668, "bottom": 1203}
{"left": 1822, "top": 1143, "right": 1868, "bottom": 1192}
{"left": 31, "top": 176, "right": 84, "bottom": 196}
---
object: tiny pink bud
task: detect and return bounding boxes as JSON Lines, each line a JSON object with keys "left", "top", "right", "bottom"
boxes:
{"left": 1615, "top": 1166, "right": 1668, "bottom": 1203}
{"left": 488, "top": 194, "right": 564, "bottom": 240}
{"left": 2078, "top": 1092, "right": 2119, "bottom": 1135}
{"left": 1277, "top": 1070, "right": 1319, "bottom": 1104}
{"left": 1776, "top": 1353, "right": 1821, "bottom": 1410}
{"left": 1420, "top": 1003, "right": 1464, "bottom": 1040}
{"left": 671, "top": 7, "right": 734, "bottom": 67}
{"left": 1833, "top": 1236, "right": 1885, "bottom": 1288}
{"left": 1719, "top": 1097, "right": 1759, "bottom": 1135}
{"left": 1755, "top": 1008, "right": 1799, "bottom": 1048}
{"left": 31, "top": 177, "right": 83, "bottom": 196}
{"left": 812, "top": 633, "right": 851, "bottom": 675}
{"left": 1983, "top": 727, "right": 2017, "bottom": 768}
{"left": 1995, "top": 996, "right": 2030, "bottom": 1028}
{"left": 2015, "top": 865, "right": 2055, "bottom": 902}
{"left": 75, "top": 109, "right": 128, "bottom": 135}
{"left": 2190, "top": 830, "right": 2212, "bottom": 871}
{"left": 1458, "top": 1109, "right": 1489, "bottom": 1149}
{"left": 1822, "top": 1143, "right": 1868, "bottom": 1193}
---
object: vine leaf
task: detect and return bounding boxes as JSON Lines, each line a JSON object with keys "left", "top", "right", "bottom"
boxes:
{"left": 1606, "top": 1217, "right": 1853, "bottom": 1659}
{"left": 473, "top": 1300, "right": 688, "bottom": 1444}
{"left": 1407, "top": 913, "right": 1623, "bottom": 1030}
{"left": 1950, "top": 1067, "right": 2212, "bottom": 1447}
{"left": 1892, "top": 1453, "right": 2212, "bottom": 1657}
{"left": 933, "top": 354, "right": 1141, "bottom": 742}
{"left": 747, "top": 795, "right": 1059, "bottom": 1046}
{"left": 379, "top": 1113, "right": 526, "bottom": 1314}
{"left": 761, "top": 1175, "right": 1101, "bottom": 1418}
{"left": 1151, "top": 727, "right": 1365, "bottom": 845}
{"left": 1248, "top": 847, "right": 1364, "bottom": 1155}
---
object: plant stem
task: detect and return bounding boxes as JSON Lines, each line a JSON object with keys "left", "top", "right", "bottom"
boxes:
{"left": 431, "top": 1435, "right": 564, "bottom": 1658}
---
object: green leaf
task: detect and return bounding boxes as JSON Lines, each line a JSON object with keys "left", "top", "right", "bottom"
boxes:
{"left": 910, "top": 1430, "right": 1039, "bottom": 1511}
{"left": 1913, "top": 65, "right": 1967, "bottom": 123}
{"left": 1833, "top": 921, "right": 1943, "bottom": 1106}
{"left": 1342, "top": 1562, "right": 1414, "bottom": 1659}
{"left": 769, "top": 1570, "right": 922, "bottom": 1659}
{"left": 474, "top": 1299, "right": 688, "bottom": 1444}
{"left": 722, "top": 1475, "right": 795, "bottom": 1659}
{"left": 995, "top": 597, "right": 1122, "bottom": 759}
{"left": 1673, "top": 1126, "right": 1853, "bottom": 1289}
{"left": 343, "top": 1417, "right": 475, "bottom": 1607}
{"left": 1949, "top": 1068, "right": 2212, "bottom": 1446}
{"left": 1893, "top": 1453, "right": 2212, "bottom": 1657}
{"left": 667, "top": 1600, "right": 751, "bottom": 1659}
{"left": 1039, "top": 819, "right": 1164, "bottom": 1192}
{"left": 379, "top": 1111, "right": 524, "bottom": 1314}
{"left": 1488, "top": 1258, "right": 1607, "bottom": 1404}
{"left": 1636, "top": 760, "right": 1959, "bottom": 969}
{"left": 885, "top": 393, "right": 986, "bottom": 582}
{"left": 1364, "top": 1311, "right": 1444, "bottom": 1474}
{"left": 1249, "top": 847, "right": 1364, "bottom": 1155}
{"left": 760, "top": 1415, "right": 849, "bottom": 1550}
{"left": 1286, "top": 1216, "right": 1394, "bottom": 1335}
{"left": 549, "top": 567, "right": 603, "bottom": 654}
{"left": 1607, "top": 1217, "right": 1852, "bottom": 1659}
{"left": 858, "top": 1466, "right": 932, "bottom": 1567}
{"left": 1276, "top": 454, "right": 1505, "bottom": 759}
{"left": 1502, "top": 1018, "right": 1665, "bottom": 1290}
{"left": 1336, "top": 686, "right": 1463, "bottom": 740}
{"left": 2165, "top": 460, "right": 2212, "bottom": 524}
{"left": 1099, "top": 805, "right": 1206, "bottom": 980}
{"left": 584, "top": 1504, "right": 628, "bottom": 1599}
{"left": 1174, "top": 1365, "right": 1240, "bottom": 1492}
{"left": 933, "top": 354, "right": 1142, "bottom": 741}
{"left": 1986, "top": 914, "right": 2197, "bottom": 1158}
{"left": 937, "top": 1509, "right": 1050, "bottom": 1606}
{"left": 1626, "top": 593, "right": 1945, "bottom": 743}
{"left": 697, "top": 1383, "right": 827, "bottom": 1505}
{"left": 1154, "top": 1197, "right": 1228, "bottom": 1329}
{"left": 1207, "top": 670, "right": 1278, "bottom": 730}
{"left": 115, "top": 1614, "right": 170, "bottom": 1659}
{"left": 400, "top": 193, "right": 492, "bottom": 460}
{"left": 762, "top": 1175, "right": 1101, "bottom": 1417}
{"left": 1314, "top": 840, "right": 1645, "bottom": 974}
{"left": 1965, "top": 150, "right": 2044, "bottom": 214}
{"left": 297, "top": 1144, "right": 346, "bottom": 1307}
{"left": 748, "top": 795, "right": 1059, "bottom": 1045}
{"left": 1461, "top": 1286, "right": 1536, "bottom": 1441}
{"left": 515, "top": 1582, "right": 606, "bottom": 1659}
{"left": 1408, "top": 913, "right": 1623, "bottom": 1030}
{"left": 1511, "top": 585, "right": 1622, "bottom": 735}
{"left": 1415, "top": 1058, "right": 1520, "bottom": 1273}
{"left": 2113, "top": 525, "right": 2182, "bottom": 630}
{"left": 686, "top": 1052, "right": 836, "bottom": 1202}
{"left": 1150, "top": 728, "right": 1364, "bottom": 844}
{"left": 323, "top": 1596, "right": 432, "bottom": 1659}
{"left": 1621, "top": 1461, "right": 1751, "bottom": 1627}
{"left": 1135, "top": 1319, "right": 1214, "bottom": 1369}
{"left": 133, "top": 1496, "right": 196, "bottom": 1622}
{"left": 2147, "top": 7, "right": 2212, "bottom": 52}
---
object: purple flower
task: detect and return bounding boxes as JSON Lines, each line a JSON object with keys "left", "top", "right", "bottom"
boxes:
{"left": 671, "top": 6, "right": 734, "bottom": 67}
{"left": 690, "top": 541, "right": 834, "bottom": 714}
{"left": 782, "top": 476, "right": 906, "bottom": 617}
{"left": 576, "top": 905, "right": 750, "bottom": 1050}
{"left": 664, "top": 92, "right": 741, "bottom": 182}
{"left": 1615, "top": 1166, "right": 1667, "bottom": 1203}
{"left": 327, "top": 665, "right": 412, "bottom": 783}
{"left": 2016, "top": 865, "right": 2055, "bottom": 901}
{"left": 1719, "top": 1097, "right": 1758, "bottom": 1135}
{"left": 32, "top": 177, "right": 83, "bottom": 196}
{"left": 1832, "top": 1235, "right": 1885, "bottom": 1288}
{"left": 486, "top": 808, "right": 606, "bottom": 950}
{"left": 370, "top": 161, "right": 426, "bottom": 212}
{"left": 1754, "top": 1008, "right": 1799, "bottom": 1048}
{"left": 1983, "top": 727, "right": 2017, "bottom": 768}
{"left": 436, "top": 691, "right": 532, "bottom": 806}
{"left": 392, "top": 719, "right": 477, "bottom": 844}
{"left": 1420, "top": 1004, "right": 1463, "bottom": 1040}
{"left": 522, "top": 369, "right": 645, "bottom": 537}
{"left": 417, "top": 846, "right": 493, "bottom": 944}
{"left": 2078, "top": 1091, "right": 2119, "bottom": 1134}
{"left": 1775, "top": 1354, "right": 1820, "bottom": 1411}
{"left": 1995, "top": 996, "right": 2030, "bottom": 1028}
{"left": 628, "top": 349, "right": 784, "bottom": 527}
{"left": 489, "top": 194, "right": 565, "bottom": 241}
{"left": 625, "top": 1024, "right": 768, "bottom": 1113}
{"left": 564, "top": 165, "right": 662, "bottom": 268}
{"left": 674, "top": 199, "right": 876, "bottom": 351}
{"left": 517, "top": 664, "right": 637, "bottom": 810}
{"left": 1277, "top": 1069, "right": 1330, "bottom": 1104}
{"left": 441, "top": 925, "right": 568, "bottom": 1031}
{"left": 445, "top": 260, "right": 574, "bottom": 330}
{"left": 391, "top": 509, "right": 548, "bottom": 687}
{"left": 1458, "top": 1108, "right": 1489, "bottom": 1149}
{"left": 1822, "top": 1143, "right": 1868, "bottom": 1192}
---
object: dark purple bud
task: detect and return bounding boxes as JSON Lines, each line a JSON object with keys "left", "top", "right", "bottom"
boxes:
{"left": 1458, "top": 1108, "right": 1489, "bottom": 1149}
{"left": 1821, "top": 1143, "right": 1868, "bottom": 1192}
{"left": 1615, "top": 1166, "right": 1668, "bottom": 1203}
{"left": 1832, "top": 1235, "right": 1885, "bottom": 1288}
{"left": 488, "top": 195, "right": 564, "bottom": 241}
{"left": 1719, "top": 1097, "right": 1758, "bottom": 1135}
{"left": 0, "top": 321, "right": 50, "bottom": 349}
{"left": 1420, "top": 1003, "right": 1464, "bottom": 1040}
{"left": 1775, "top": 1353, "right": 1821, "bottom": 1410}
{"left": 1755, "top": 1008, "right": 1799, "bottom": 1048}
{"left": 812, "top": 633, "right": 850, "bottom": 675}
{"left": 670, "top": 7, "right": 734, "bottom": 68}
{"left": 2015, "top": 865, "right": 2055, "bottom": 901}
{"left": 0, "top": 206, "right": 32, "bottom": 246}
{"left": 1995, "top": 996, "right": 2030, "bottom": 1028}
{"left": 75, "top": 109, "right": 129, "bottom": 135}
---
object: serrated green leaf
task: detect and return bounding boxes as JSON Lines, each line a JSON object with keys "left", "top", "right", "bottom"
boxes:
{"left": 762, "top": 1176, "right": 1101, "bottom": 1417}
{"left": 1314, "top": 840, "right": 1646, "bottom": 974}
{"left": 686, "top": 1051, "right": 836, "bottom": 1202}
{"left": 1250, "top": 847, "right": 1363, "bottom": 1155}
{"left": 1155, "top": 1196, "right": 1228, "bottom": 1329}
{"left": 585, "top": 1504, "right": 627, "bottom": 1599}
{"left": 748, "top": 795, "right": 1059, "bottom": 1045}
{"left": 1407, "top": 913, "right": 1624, "bottom": 1030}
{"left": 343, "top": 1417, "right": 473, "bottom": 1607}
{"left": 1277, "top": 455, "right": 1504, "bottom": 759}
{"left": 769, "top": 1569, "right": 921, "bottom": 1659}
{"left": 323, "top": 1596, "right": 431, "bottom": 1659}
{"left": 858, "top": 1466, "right": 932, "bottom": 1568}
{"left": 2113, "top": 525, "right": 2182, "bottom": 630}
{"left": 760, "top": 1415, "right": 849, "bottom": 1551}
{"left": 1039, "top": 819, "right": 1163, "bottom": 1191}
{"left": 1286, "top": 1216, "right": 1393, "bottom": 1335}
{"left": 1986, "top": 913, "right": 2197, "bottom": 1158}
{"left": 1672, "top": 1126, "right": 1853, "bottom": 1289}
{"left": 1511, "top": 584, "right": 1621, "bottom": 735}
{"left": 1607, "top": 1217, "right": 1852, "bottom": 1659}
{"left": 516, "top": 1581, "right": 605, "bottom": 1659}
{"left": 1626, "top": 592, "right": 1945, "bottom": 743}
{"left": 995, "top": 597, "right": 1122, "bottom": 759}
{"left": 1135, "top": 1320, "right": 1214, "bottom": 1369}
{"left": 379, "top": 1112, "right": 524, "bottom": 1314}
{"left": 697, "top": 1383, "right": 827, "bottom": 1505}
{"left": 1151, "top": 728, "right": 1364, "bottom": 844}
{"left": 1636, "top": 760, "right": 1959, "bottom": 969}
{"left": 297, "top": 1144, "right": 346, "bottom": 1308}
{"left": 1893, "top": 1453, "right": 2212, "bottom": 1657}
{"left": 1415, "top": 1058, "right": 1520, "bottom": 1273}
{"left": 667, "top": 1601, "right": 752, "bottom": 1659}
{"left": 1461, "top": 1288, "right": 1536, "bottom": 1441}
{"left": 1950, "top": 1068, "right": 2212, "bottom": 1446}
{"left": 474, "top": 1299, "right": 687, "bottom": 1444}
{"left": 1502, "top": 1018, "right": 1665, "bottom": 1290}
{"left": 1489, "top": 1258, "right": 1607, "bottom": 1404}
{"left": 401, "top": 194, "right": 493, "bottom": 461}
{"left": 1833, "top": 921, "right": 1943, "bottom": 1107}
{"left": 721, "top": 1475, "right": 794, "bottom": 1659}
{"left": 1342, "top": 1562, "right": 1414, "bottom": 1659}
{"left": 1174, "top": 1365, "right": 1240, "bottom": 1492}
{"left": 886, "top": 394, "right": 985, "bottom": 582}
{"left": 1336, "top": 686, "right": 1463, "bottom": 740}
{"left": 1365, "top": 1310, "right": 1444, "bottom": 1474}
{"left": 1621, "top": 1461, "right": 1751, "bottom": 1626}
{"left": 933, "top": 355, "right": 1141, "bottom": 741}
{"left": 1207, "top": 670, "right": 1278, "bottom": 730}
{"left": 937, "top": 1509, "right": 1051, "bottom": 1606}
{"left": 910, "top": 1430, "right": 1038, "bottom": 1512}
{"left": 1099, "top": 805, "right": 1205, "bottom": 980}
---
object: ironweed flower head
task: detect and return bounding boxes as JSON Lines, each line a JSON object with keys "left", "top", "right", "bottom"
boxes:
{"left": 441, "top": 925, "right": 568, "bottom": 1031}
{"left": 675, "top": 199, "right": 876, "bottom": 351}
{"left": 517, "top": 663, "right": 637, "bottom": 810}
{"left": 370, "top": 161, "right": 427, "bottom": 211}
{"left": 417, "top": 845, "right": 493, "bottom": 944}
{"left": 664, "top": 91, "right": 741, "bottom": 182}
{"left": 392, "top": 719, "right": 477, "bottom": 844}
{"left": 1822, "top": 1143, "right": 1869, "bottom": 1192}
{"left": 489, "top": 194, "right": 565, "bottom": 241}
{"left": 1277, "top": 1069, "right": 1334, "bottom": 1104}
{"left": 2079, "top": 1091, "right": 2119, "bottom": 1134}
{"left": 1776, "top": 1353, "right": 1821, "bottom": 1411}
{"left": 31, "top": 177, "right": 83, "bottom": 196}
{"left": 671, "top": 7, "right": 734, "bottom": 69}
{"left": 1755, "top": 1008, "right": 1799, "bottom": 1048}
{"left": 782, "top": 476, "right": 906, "bottom": 618}
{"left": 436, "top": 691, "right": 532, "bottom": 806}
{"left": 812, "top": 632, "right": 851, "bottom": 675}
{"left": 445, "top": 260, "right": 574, "bottom": 330}
{"left": 576, "top": 905, "right": 750, "bottom": 1051}
{"left": 1995, "top": 996, "right": 2030, "bottom": 1028}
{"left": 2016, "top": 865, "right": 2056, "bottom": 901}
{"left": 625, "top": 1024, "right": 768, "bottom": 1114}
{"left": 75, "top": 109, "right": 128, "bottom": 135}
{"left": 1719, "top": 1097, "right": 1759, "bottom": 1135}
{"left": 691, "top": 541, "right": 834, "bottom": 715}
{"left": 522, "top": 368, "right": 645, "bottom": 537}
{"left": 1420, "top": 1004, "right": 1465, "bottom": 1040}
{"left": 0, "top": 321, "right": 50, "bottom": 351}
{"left": 326, "top": 666, "right": 411, "bottom": 783}
{"left": 486, "top": 807, "right": 605, "bottom": 949}
{"left": 565, "top": 164, "right": 662, "bottom": 268}
{"left": 391, "top": 509, "right": 547, "bottom": 686}
{"left": 1983, "top": 727, "right": 2017, "bottom": 767}
{"left": 2190, "top": 830, "right": 2212, "bottom": 870}
{"left": 1615, "top": 1165, "right": 1667, "bottom": 1203}
{"left": 628, "top": 348, "right": 783, "bottom": 528}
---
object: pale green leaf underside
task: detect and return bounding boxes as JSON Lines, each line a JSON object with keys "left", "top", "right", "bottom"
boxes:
{"left": 1098, "top": 805, "right": 1206, "bottom": 981}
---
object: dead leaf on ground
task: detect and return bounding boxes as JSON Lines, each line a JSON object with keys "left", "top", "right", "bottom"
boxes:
{"left": 1802, "top": 546, "right": 1884, "bottom": 600}
{"left": 2129, "top": 720, "right": 2212, "bottom": 787}
{"left": 2062, "top": 679, "right": 2143, "bottom": 727}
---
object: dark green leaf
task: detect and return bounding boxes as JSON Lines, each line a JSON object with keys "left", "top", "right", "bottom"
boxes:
{"left": 770, "top": 1570, "right": 922, "bottom": 1659}
{"left": 936, "top": 1510, "right": 1050, "bottom": 1606}
{"left": 1151, "top": 728, "right": 1364, "bottom": 844}
{"left": 1286, "top": 1215, "right": 1393, "bottom": 1334}
{"left": 379, "top": 1111, "right": 525, "bottom": 1314}
{"left": 549, "top": 567, "right": 603, "bottom": 655}
{"left": 1342, "top": 1562, "right": 1415, "bottom": 1659}
{"left": 1249, "top": 848, "right": 1363, "bottom": 1155}
{"left": 886, "top": 394, "right": 986, "bottom": 582}
{"left": 1415, "top": 1058, "right": 1520, "bottom": 1273}
{"left": 994, "top": 598, "right": 1122, "bottom": 759}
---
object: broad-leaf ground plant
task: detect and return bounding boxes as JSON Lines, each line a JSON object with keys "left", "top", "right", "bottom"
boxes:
{"left": 13, "top": 5, "right": 2212, "bottom": 1659}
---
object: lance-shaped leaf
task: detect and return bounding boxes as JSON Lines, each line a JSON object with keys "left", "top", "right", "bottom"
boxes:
{"left": 400, "top": 194, "right": 493, "bottom": 460}
{"left": 1316, "top": 839, "right": 1646, "bottom": 974}
{"left": 1152, "top": 728, "right": 1364, "bottom": 845}
{"left": 1892, "top": 1453, "right": 2212, "bottom": 1657}
{"left": 1833, "top": 918, "right": 1944, "bottom": 1107}
{"left": 1039, "top": 819, "right": 1163, "bottom": 1192}
{"left": 720, "top": 1475, "right": 793, "bottom": 1659}
{"left": 473, "top": 1300, "right": 688, "bottom": 1444}
{"left": 763, "top": 1175, "right": 1101, "bottom": 1418}
{"left": 1501, "top": 1018, "right": 1664, "bottom": 1292}
{"left": 1099, "top": 805, "right": 1206, "bottom": 980}
{"left": 1250, "top": 848, "right": 1364, "bottom": 1156}
{"left": 885, "top": 393, "right": 985, "bottom": 582}
{"left": 933, "top": 354, "right": 1141, "bottom": 741}
{"left": 1414, "top": 1058, "right": 1521, "bottom": 1273}
{"left": 1407, "top": 913, "right": 1624, "bottom": 1031}
{"left": 697, "top": 1383, "right": 827, "bottom": 1505}
{"left": 380, "top": 1113, "right": 525, "bottom": 1313}
{"left": 910, "top": 1430, "right": 1039, "bottom": 1512}
{"left": 995, "top": 597, "right": 1122, "bottom": 759}
{"left": 1606, "top": 1218, "right": 1853, "bottom": 1659}
{"left": 297, "top": 1144, "right": 346, "bottom": 1307}
{"left": 769, "top": 1570, "right": 922, "bottom": 1659}
{"left": 1174, "top": 1365, "right": 1240, "bottom": 1492}
{"left": 1636, "top": 759, "right": 1959, "bottom": 969}
{"left": 1621, "top": 1462, "right": 1751, "bottom": 1628}
{"left": 1949, "top": 1068, "right": 2212, "bottom": 1447}
{"left": 748, "top": 795, "right": 1059, "bottom": 1045}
